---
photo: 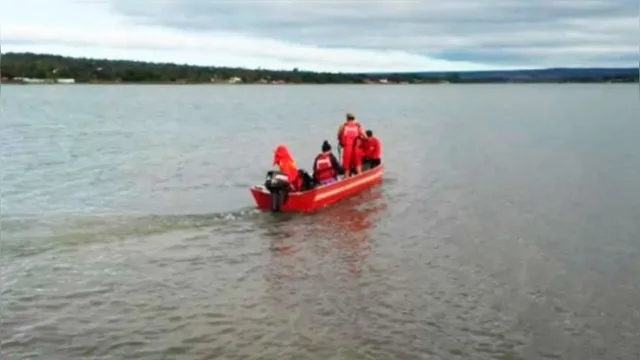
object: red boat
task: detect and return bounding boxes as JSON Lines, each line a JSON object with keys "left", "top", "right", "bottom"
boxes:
{"left": 250, "top": 164, "right": 384, "bottom": 212}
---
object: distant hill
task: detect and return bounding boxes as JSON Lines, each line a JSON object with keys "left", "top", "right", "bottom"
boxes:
{"left": 1, "top": 52, "right": 637, "bottom": 84}
{"left": 367, "top": 68, "right": 639, "bottom": 81}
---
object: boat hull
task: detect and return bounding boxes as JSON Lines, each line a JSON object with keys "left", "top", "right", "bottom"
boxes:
{"left": 250, "top": 165, "right": 384, "bottom": 212}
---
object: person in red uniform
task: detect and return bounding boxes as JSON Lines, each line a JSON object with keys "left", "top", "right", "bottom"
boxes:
{"left": 351, "top": 134, "right": 366, "bottom": 176}
{"left": 312, "top": 140, "right": 345, "bottom": 185}
{"left": 272, "top": 144, "right": 302, "bottom": 190}
{"left": 336, "top": 112, "right": 365, "bottom": 178}
{"left": 362, "top": 130, "right": 382, "bottom": 169}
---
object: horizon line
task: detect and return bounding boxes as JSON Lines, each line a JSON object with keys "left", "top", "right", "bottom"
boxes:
{"left": 2, "top": 51, "right": 637, "bottom": 75}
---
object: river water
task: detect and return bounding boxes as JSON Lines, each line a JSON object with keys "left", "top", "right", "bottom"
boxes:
{"left": 1, "top": 84, "right": 639, "bottom": 360}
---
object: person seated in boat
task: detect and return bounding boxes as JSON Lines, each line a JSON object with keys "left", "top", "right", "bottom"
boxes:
{"left": 362, "top": 130, "right": 382, "bottom": 170}
{"left": 313, "top": 140, "right": 344, "bottom": 185}
{"left": 337, "top": 112, "right": 365, "bottom": 178}
{"left": 350, "top": 134, "right": 366, "bottom": 176}
{"left": 272, "top": 144, "right": 302, "bottom": 191}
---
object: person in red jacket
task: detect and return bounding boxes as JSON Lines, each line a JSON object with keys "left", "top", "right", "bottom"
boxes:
{"left": 336, "top": 112, "right": 365, "bottom": 178}
{"left": 362, "top": 130, "right": 382, "bottom": 169}
{"left": 313, "top": 140, "right": 345, "bottom": 185}
{"left": 350, "top": 134, "right": 366, "bottom": 176}
{"left": 272, "top": 144, "right": 302, "bottom": 190}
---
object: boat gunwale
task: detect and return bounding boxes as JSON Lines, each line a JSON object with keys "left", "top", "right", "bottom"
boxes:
{"left": 250, "top": 164, "right": 384, "bottom": 197}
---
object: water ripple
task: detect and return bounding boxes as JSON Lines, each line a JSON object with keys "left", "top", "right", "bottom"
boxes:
{"left": 2, "top": 84, "right": 639, "bottom": 360}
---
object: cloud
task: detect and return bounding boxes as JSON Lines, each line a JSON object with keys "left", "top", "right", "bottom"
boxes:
{"left": 109, "top": 0, "right": 638, "bottom": 67}
{"left": 1, "top": 0, "right": 637, "bottom": 72}
{"left": 1, "top": 24, "right": 506, "bottom": 72}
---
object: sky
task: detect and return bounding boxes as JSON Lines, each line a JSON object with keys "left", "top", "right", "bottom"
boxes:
{"left": 1, "top": 0, "right": 638, "bottom": 72}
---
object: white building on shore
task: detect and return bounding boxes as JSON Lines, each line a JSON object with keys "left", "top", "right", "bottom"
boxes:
{"left": 11, "top": 77, "right": 76, "bottom": 84}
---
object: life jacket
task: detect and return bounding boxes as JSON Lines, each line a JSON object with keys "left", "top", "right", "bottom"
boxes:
{"left": 314, "top": 152, "right": 336, "bottom": 182}
{"left": 340, "top": 121, "right": 361, "bottom": 146}
{"left": 279, "top": 160, "right": 298, "bottom": 183}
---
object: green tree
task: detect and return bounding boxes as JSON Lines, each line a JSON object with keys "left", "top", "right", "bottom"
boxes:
{"left": 446, "top": 72, "right": 461, "bottom": 83}
{"left": 2, "top": 52, "right": 637, "bottom": 84}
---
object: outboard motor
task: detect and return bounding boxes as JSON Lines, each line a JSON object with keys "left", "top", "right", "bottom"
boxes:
{"left": 264, "top": 170, "right": 291, "bottom": 212}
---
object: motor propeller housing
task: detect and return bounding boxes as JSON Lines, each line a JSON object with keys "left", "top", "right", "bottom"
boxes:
{"left": 264, "top": 170, "right": 290, "bottom": 211}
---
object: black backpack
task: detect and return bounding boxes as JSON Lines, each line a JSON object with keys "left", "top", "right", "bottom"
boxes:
{"left": 297, "top": 169, "right": 316, "bottom": 191}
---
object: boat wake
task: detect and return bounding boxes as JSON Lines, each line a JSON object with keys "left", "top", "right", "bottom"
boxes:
{"left": 0, "top": 207, "right": 264, "bottom": 258}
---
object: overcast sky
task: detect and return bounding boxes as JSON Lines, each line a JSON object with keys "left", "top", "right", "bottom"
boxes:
{"left": 2, "top": 0, "right": 637, "bottom": 72}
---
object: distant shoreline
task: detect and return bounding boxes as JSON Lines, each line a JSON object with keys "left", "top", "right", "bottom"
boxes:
{"left": 2, "top": 77, "right": 637, "bottom": 85}
{"left": 2, "top": 51, "right": 638, "bottom": 85}
{"left": 1, "top": 80, "right": 635, "bottom": 85}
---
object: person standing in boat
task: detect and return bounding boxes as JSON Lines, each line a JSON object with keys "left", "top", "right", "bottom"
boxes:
{"left": 272, "top": 144, "right": 302, "bottom": 191}
{"left": 337, "top": 112, "right": 365, "bottom": 178}
{"left": 362, "top": 130, "right": 382, "bottom": 169}
{"left": 313, "top": 140, "right": 345, "bottom": 185}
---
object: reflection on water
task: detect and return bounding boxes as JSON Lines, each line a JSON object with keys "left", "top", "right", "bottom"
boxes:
{"left": 264, "top": 188, "right": 385, "bottom": 279}
{"left": 255, "top": 188, "right": 391, "bottom": 359}
{"left": 318, "top": 190, "right": 386, "bottom": 276}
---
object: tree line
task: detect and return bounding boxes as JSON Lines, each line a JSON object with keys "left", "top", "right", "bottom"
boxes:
{"left": 1, "top": 52, "right": 425, "bottom": 84}
{"left": 1, "top": 52, "right": 637, "bottom": 84}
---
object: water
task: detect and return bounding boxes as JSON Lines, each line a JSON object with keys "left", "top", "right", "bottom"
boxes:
{"left": 1, "top": 84, "right": 639, "bottom": 360}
